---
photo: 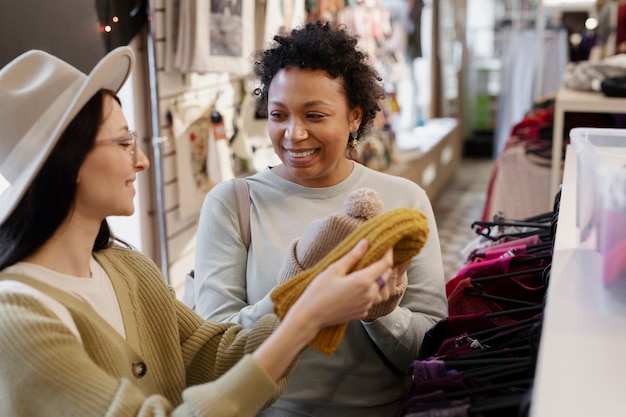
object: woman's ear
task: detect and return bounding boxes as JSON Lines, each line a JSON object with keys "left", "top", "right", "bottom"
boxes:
{"left": 349, "top": 106, "right": 363, "bottom": 131}
{"left": 76, "top": 166, "right": 83, "bottom": 184}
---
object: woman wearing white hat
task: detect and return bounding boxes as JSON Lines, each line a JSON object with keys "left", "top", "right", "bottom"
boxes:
{"left": 0, "top": 47, "right": 396, "bottom": 416}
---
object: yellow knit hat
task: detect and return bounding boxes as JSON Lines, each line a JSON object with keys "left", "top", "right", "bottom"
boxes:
{"left": 270, "top": 206, "right": 429, "bottom": 355}
{"left": 277, "top": 188, "right": 409, "bottom": 322}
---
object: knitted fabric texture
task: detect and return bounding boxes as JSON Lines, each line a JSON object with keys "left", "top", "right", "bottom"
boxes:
{"left": 277, "top": 188, "right": 408, "bottom": 321}
{"left": 270, "top": 206, "right": 429, "bottom": 355}
{"left": 277, "top": 188, "right": 384, "bottom": 282}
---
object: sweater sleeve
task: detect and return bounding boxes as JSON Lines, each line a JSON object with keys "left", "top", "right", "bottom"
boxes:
{"left": 0, "top": 292, "right": 282, "bottom": 417}
{"left": 176, "top": 355, "right": 278, "bottom": 417}
{"left": 194, "top": 180, "right": 275, "bottom": 327}
{"left": 360, "top": 180, "right": 448, "bottom": 372}
{"left": 175, "top": 300, "right": 289, "bottom": 408}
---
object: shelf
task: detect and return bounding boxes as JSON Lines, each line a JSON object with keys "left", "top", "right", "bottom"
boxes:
{"left": 387, "top": 118, "right": 460, "bottom": 201}
{"left": 549, "top": 87, "right": 626, "bottom": 204}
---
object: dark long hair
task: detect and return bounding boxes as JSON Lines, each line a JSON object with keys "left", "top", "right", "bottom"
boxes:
{"left": 0, "top": 89, "right": 117, "bottom": 270}
{"left": 253, "top": 20, "right": 385, "bottom": 141}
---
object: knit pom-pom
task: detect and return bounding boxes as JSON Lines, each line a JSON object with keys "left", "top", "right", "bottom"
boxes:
{"left": 343, "top": 188, "right": 384, "bottom": 220}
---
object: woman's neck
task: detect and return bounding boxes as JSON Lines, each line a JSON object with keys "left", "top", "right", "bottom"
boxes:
{"left": 274, "top": 158, "right": 354, "bottom": 188}
{"left": 23, "top": 216, "right": 99, "bottom": 278}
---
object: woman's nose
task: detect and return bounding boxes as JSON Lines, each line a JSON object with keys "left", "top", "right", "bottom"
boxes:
{"left": 135, "top": 148, "right": 150, "bottom": 171}
{"left": 285, "top": 126, "right": 308, "bottom": 140}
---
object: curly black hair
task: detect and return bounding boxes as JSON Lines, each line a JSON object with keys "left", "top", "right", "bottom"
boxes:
{"left": 253, "top": 20, "right": 385, "bottom": 139}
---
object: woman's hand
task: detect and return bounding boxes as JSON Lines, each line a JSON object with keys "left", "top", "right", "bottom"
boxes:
{"left": 290, "top": 240, "right": 394, "bottom": 330}
{"left": 387, "top": 258, "right": 411, "bottom": 294}
{"left": 360, "top": 256, "right": 412, "bottom": 322}
{"left": 252, "top": 239, "right": 393, "bottom": 381}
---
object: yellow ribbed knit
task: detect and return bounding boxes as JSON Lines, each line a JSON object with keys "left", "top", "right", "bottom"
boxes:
{"left": 270, "top": 207, "right": 429, "bottom": 355}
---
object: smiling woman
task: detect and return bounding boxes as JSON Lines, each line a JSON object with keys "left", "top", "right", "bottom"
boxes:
{"left": 194, "top": 21, "right": 449, "bottom": 417}
{"left": 75, "top": 95, "right": 149, "bottom": 221}
{"left": 266, "top": 66, "right": 359, "bottom": 188}
{"left": 0, "top": 46, "right": 399, "bottom": 416}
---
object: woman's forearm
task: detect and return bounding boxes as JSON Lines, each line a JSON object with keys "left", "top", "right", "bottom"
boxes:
{"left": 251, "top": 240, "right": 393, "bottom": 382}
{"left": 251, "top": 306, "right": 318, "bottom": 382}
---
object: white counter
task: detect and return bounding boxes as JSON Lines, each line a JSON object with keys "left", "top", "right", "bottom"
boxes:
{"left": 531, "top": 146, "right": 626, "bottom": 416}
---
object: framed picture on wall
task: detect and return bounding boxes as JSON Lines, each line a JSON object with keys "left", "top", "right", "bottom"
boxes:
{"left": 173, "top": 0, "right": 255, "bottom": 75}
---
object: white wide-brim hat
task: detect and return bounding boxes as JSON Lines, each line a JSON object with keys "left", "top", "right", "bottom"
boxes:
{"left": 0, "top": 46, "right": 134, "bottom": 225}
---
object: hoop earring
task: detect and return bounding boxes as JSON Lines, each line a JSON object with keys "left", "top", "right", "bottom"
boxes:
{"left": 350, "top": 129, "right": 358, "bottom": 148}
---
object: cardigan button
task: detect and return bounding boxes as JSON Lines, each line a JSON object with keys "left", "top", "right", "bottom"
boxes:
{"left": 132, "top": 361, "right": 147, "bottom": 378}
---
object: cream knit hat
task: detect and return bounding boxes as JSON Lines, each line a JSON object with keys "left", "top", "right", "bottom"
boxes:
{"left": 271, "top": 189, "right": 429, "bottom": 355}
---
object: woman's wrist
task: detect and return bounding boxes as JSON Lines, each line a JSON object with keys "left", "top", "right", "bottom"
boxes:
{"left": 251, "top": 314, "right": 314, "bottom": 381}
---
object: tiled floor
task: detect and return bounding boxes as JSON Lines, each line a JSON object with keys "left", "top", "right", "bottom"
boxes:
{"left": 432, "top": 157, "right": 495, "bottom": 280}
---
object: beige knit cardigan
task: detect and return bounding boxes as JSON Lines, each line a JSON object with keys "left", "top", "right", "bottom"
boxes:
{"left": 0, "top": 244, "right": 286, "bottom": 416}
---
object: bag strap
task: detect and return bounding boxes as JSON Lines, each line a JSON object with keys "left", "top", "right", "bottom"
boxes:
{"left": 232, "top": 177, "right": 251, "bottom": 249}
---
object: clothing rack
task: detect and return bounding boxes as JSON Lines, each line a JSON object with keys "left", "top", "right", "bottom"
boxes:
{"left": 402, "top": 196, "right": 560, "bottom": 416}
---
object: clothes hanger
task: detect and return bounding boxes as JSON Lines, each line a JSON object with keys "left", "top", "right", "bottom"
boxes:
{"left": 473, "top": 227, "right": 550, "bottom": 242}
{"left": 520, "top": 242, "right": 553, "bottom": 254}
{"left": 469, "top": 266, "right": 547, "bottom": 285}
{"left": 522, "top": 211, "right": 556, "bottom": 223}
{"left": 471, "top": 220, "right": 551, "bottom": 231}
{"left": 442, "top": 357, "right": 529, "bottom": 368}
{"left": 444, "top": 377, "right": 532, "bottom": 400}
{"left": 455, "top": 345, "right": 530, "bottom": 362}
{"left": 467, "top": 315, "right": 543, "bottom": 344}
{"left": 461, "top": 360, "right": 531, "bottom": 379}
{"left": 541, "top": 264, "right": 552, "bottom": 288}
{"left": 471, "top": 214, "right": 553, "bottom": 242}
{"left": 486, "top": 304, "right": 544, "bottom": 318}
{"left": 467, "top": 363, "right": 533, "bottom": 385}
{"left": 467, "top": 392, "right": 528, "bottom": 416}
{"left": 472, "top": 328, "right": 541, "bottom": 361}
{"left": 468, "top": 243, "right": 552, "bottom": 262}
{"left": 483, "top": 306, "right": 545, "bottom": 331}
{"left": 463, "top": 285, "right": 543, "bottom": 308}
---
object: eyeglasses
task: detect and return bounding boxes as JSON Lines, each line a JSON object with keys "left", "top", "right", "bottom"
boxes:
{"left": 98, "top": 130, "right": 138, "bottom": 165}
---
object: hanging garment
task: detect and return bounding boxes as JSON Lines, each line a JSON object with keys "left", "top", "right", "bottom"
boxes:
{"left": 596, "top": 0, "right": 618, "bottom": 58}
{"left": 170, "top": 105, "right": 213, "bottom": 219}
{"left": 406, "top": 0, "right": 424, "bottom": 60}
{"left": 207, "top": 110, "right": 235, "bottom": 185}
{"left": 484, "top": 145, "right": 552, "bottom": 222}
{"left": 494, "top": 28, "right": 568, "bottom": 157}
{"left": 230, "top": 92, "right": 281, "bottom": 173}
{"left": 263, "top": 0, "right": 306, "bottom": 44}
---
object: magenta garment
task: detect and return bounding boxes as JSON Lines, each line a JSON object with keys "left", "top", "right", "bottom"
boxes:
{"left": 448, "top": 275, "right": 545, "bottom": 316}
{"left": 446, "top": 252, "right": 550, "bottom": 297}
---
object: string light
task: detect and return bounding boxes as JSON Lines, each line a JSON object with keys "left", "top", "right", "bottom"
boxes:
{"left": 101, "top": 15, "right": 119, "bottom": 34}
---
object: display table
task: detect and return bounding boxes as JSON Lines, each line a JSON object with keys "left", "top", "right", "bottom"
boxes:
{"left": 387, "top": 118, "right": 460, "bottom": 201}
{"left": 530, "top": 147, "right": 626, "bottom": 416}
{"left": 549, "top": 87, "right": 626, "bottom": 205}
